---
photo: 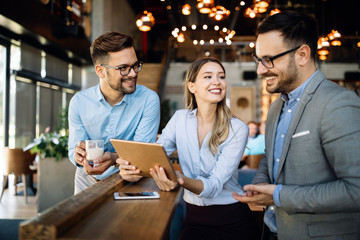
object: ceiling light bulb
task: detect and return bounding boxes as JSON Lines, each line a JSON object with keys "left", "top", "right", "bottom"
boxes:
{"left": 136, "top": 11, "right": 155, "bottom": 32}
{"left": 333, "top": 30, "right": 341, "bottom": 38}
{"left": 191, "top": 25, "right": 197, "bottom": 30}
{"left": 331, "top": 40, "right": 341, "bottom": 46}
{"left": 182, "top": 26, "right": 187, "bottom": 31}
{"left": 193, "top": 40, "right": 198, "bottom": 45}
{"left": 177, "top": 33, "right": 185, "bottom": 43}
{"left": 214, "top": 25, "right": 219, "bottom": 31}
{"left": 182, "top": 4, "right": 191, "bottom": 15}
{"left": 219, "top": 38, "right": 223, "bottom": 43}
{"left": 172, "top": 31, "right": 178, "bottom": 37}
{"left": 203, "top": 24, "right": 208, "bottom": 30}
{"left": 197, "top": 0, "right": 214, "bottom": 14}
{"left": 210, "top": 39, "right": 214, "bottom": 44}
{"left": 200, "top": 40, "right": 205, "bottom": 45}
{"left": 249, "top": 42, "right": 255, "bottom": 48}
{"left": 209, "top": 5, "right": 230, "bottom": 21}
{"left": 270, "top": 8, "right": 281, "bottom": 15}
{"left": 318, "top": 49, "right": 329, "bottom": 56}
{"left": 255, "top": 0, "right": 269, "bottom": 8}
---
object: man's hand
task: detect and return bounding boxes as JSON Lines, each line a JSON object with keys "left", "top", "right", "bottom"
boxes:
{"left": 232, "top": 183, "right": 276, "bottom": 206}
{"left": 117, "top": 158, "right": 143, "bottom": 182}
{"left": 74, "top": 141, "right": 86, "bottom": 166}
{"left": 83, "top": 152, "right": 117, "bottom": 175}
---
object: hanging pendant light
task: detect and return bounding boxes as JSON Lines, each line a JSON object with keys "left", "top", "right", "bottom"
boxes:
{"left": 177, "top": 33, "right": 185, "bottom": 43}
{"left": 254, "top": 0, "right": 269, "bottom": 9}
{"left": 328, "top": 29, "right": 342, "bottom": 46}
{"left": 136, "top": 11, "right": 155, "bottom": 32}
{"left": 209, "top": 5, "right": 230, "bottom": 21}
{"left": 270, "top": 8, "right": 281, "bottom": 15}
{"left": 197, "top": 0, "right": 214, "bottom": 14}
{"left": 182, "top": 4, "right": 191, "bottom": 15}
{"left": 254, "top": 0, "right": 269, "bottom": 13}
{"left": 245, "top": 7, "right": 257, "bottom": 18}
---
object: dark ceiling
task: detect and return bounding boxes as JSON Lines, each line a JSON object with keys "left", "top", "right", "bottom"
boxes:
{"left": 127, "top": 0, "right": 360, "bottom": 36}
{"left": 126, "top": 0, "right": 360, "bottom": 63}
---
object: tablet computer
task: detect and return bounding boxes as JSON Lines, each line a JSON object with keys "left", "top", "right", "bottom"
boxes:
{"left": 110, "top": 139, "right": 178, "bottom": 182}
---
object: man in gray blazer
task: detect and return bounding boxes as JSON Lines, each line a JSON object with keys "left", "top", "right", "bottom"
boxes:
{"left": 233, "top": 11, "right": 360, "bottom": 240}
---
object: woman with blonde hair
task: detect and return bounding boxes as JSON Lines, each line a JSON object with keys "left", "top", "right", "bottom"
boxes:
{"left": 148, "top": 57, "right": 260, "bottom": 239}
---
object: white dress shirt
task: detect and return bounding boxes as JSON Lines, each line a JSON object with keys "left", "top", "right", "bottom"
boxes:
{"left": 157, "top": 109, "right": 248, "bottom": 206}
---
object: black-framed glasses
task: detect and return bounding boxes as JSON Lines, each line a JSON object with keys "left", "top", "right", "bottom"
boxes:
{"left": 252, "top": 46, "right": 301, "bottom": 69}
{"left": 100, "top": 61, "right": 143, "bottom": 76}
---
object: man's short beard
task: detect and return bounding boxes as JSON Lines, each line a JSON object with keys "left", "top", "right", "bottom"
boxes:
{"left": 266, "top": 56, "right": 298, "bottom": 94}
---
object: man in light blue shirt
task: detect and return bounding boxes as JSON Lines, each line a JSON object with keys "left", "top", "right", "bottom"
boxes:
{"left": 68, "top": 32, "right": 160, "bottom": 193}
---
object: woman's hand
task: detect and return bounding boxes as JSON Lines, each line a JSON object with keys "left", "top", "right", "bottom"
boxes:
{"left": 116, "top": 157, "right": 143, "bottom": 182}
{"left": 150, "top": 165, "right": 180, "bottom": 191}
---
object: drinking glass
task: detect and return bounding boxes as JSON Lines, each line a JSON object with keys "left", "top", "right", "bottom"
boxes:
{"left": 85, "top": 140, "right": 104, "bottom": 164}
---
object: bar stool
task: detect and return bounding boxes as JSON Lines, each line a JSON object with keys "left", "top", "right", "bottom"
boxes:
{"left": 0, "top": 147, "right": 36, "bottom": 203}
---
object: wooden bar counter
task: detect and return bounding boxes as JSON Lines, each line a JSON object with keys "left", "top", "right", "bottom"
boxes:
{"left": 20, "top": 174, "right": 182, "bottom": 240}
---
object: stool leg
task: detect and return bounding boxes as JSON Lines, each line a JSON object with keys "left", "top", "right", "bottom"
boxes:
{"left": 22, "top": 174, "right": 28, "bottom": 204}
{"left": 0, "top": 175, "right": 8, "bottom": 202}
{"left": 14, "top": 174, "right": 18, "bottom": 195}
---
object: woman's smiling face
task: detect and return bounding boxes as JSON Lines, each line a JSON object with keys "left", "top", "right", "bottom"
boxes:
{"left": 188, "top": 61, "right": 226, "bottom": 105}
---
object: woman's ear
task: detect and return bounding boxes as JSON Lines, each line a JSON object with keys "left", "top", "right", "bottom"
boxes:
{"left": 187, "top": 82, "right": 196, "bottom": 93}
{"left": 95, "top": 65, "right": 106, "bottom": 78}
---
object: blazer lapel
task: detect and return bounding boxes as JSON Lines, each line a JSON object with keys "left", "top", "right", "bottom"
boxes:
{"left": 276, "top": 71, "right": 327, "bottom": 180}
{"left": 267, "top": 97, "right": 283, "bottom": 183}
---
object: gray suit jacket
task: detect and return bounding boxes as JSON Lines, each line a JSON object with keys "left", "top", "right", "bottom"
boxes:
{"left": 253, "top": 70, "right": 360, "bottom": 240}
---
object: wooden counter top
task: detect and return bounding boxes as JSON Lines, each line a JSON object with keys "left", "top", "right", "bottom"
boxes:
{"left": 20, "top": 174, "right": 182, "bottom": 240}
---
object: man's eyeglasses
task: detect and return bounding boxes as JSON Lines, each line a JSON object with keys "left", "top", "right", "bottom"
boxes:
{"left": 252, "top": 46, "right": 301, "bottom": 69}
{"left": 101, "top": 61, "right": 143, "bottom": 76}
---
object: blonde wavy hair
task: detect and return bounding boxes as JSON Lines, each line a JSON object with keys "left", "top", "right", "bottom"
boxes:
{"left": 184, "top": 57, "right": 233, "bottom": 155}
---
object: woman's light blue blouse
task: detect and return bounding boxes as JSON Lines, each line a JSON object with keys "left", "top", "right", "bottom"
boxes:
{"left": 157, "top": 109, "right": 248, "bottom": 206}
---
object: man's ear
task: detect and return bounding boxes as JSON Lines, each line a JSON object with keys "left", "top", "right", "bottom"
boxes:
{"left": 297, "top": 45, "right": 311, "bottom": 66}
{"left": 95, "top": 65, "right": 106, "bottom": 78}
{"left": 187, "top": 82, "right": 196, "bottom": 93}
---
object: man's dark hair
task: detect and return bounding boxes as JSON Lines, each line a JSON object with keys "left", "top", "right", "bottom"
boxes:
{"left": 257, "top": 11, "right": 318, "bottom": 60}
{"left": 90, "top": 32, "right": 134, "bottom": 65}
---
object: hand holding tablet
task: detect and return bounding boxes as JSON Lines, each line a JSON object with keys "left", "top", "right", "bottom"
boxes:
{"left": 111, "top": 139, "right": 178, "bottom": 182}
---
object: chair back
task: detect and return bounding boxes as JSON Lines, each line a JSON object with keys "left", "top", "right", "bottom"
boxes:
{"left": 3, "top": 147, "right": 36, "bottom": 175}
{"left": 245, "top": 154, "right": 264, "bottom": 169}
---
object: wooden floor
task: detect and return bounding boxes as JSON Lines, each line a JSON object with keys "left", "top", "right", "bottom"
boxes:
{"left": 0, "top": 186, "right": 38, "bottom": 220}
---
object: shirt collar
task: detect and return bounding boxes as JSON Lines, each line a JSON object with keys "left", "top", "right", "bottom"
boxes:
{"left": 95, "top": 84, "right": 135, "bottom": 105}
{"left": 189, "top": 108, "right": 197, "bottom": 117}
{"left": 280, "top": 70, "right": 318, "bottom": 103}
{"left": 95, "top": 84, "right": 104, "bottom": 102}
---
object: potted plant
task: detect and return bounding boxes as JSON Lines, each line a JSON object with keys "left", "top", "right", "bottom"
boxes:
{"left": 25, "top": 106, "right": 76, "bottom": 213}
